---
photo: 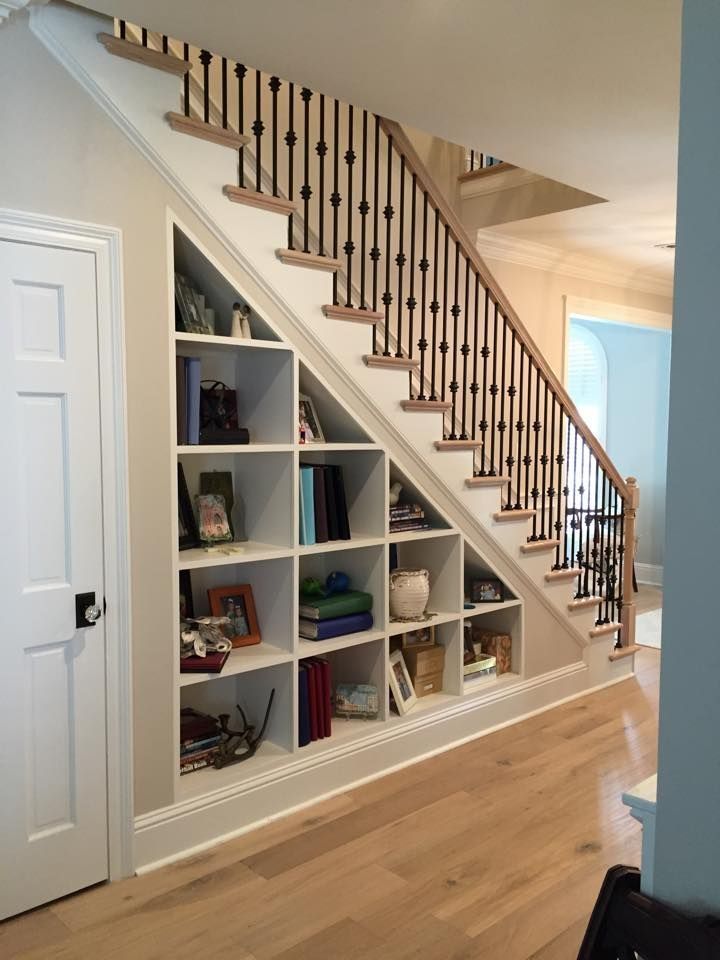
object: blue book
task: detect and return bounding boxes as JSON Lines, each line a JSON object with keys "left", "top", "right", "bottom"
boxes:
{"left": 298, "top": 611, "right": 373, "bottom": 640}
{"left": 299, "top": 465, "right": 316, "bottom": 545}
{"left": 298, "top": 665, "right": 311, "bottom": 747}
{"left": 185, "top": 357, "right": 201, "bottom": 445}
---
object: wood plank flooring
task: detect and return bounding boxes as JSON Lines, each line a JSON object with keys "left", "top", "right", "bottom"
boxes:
{"left": 1, "top": 649, "right": 660, "bottom": 959}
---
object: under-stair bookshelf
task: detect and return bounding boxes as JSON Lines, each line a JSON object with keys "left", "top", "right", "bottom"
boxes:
{"left": 170, "top": 220, "right": 525, "bottom": 805}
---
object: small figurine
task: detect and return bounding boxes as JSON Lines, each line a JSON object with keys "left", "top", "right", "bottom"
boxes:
{"left": 180, "top": 616, "right": 233, "bottom": 658}
{"left": 326, "top": 571, "right": 350, "bottom": 595}
{"left": 231, "top": 301, "right": 252, "bottom": 339}
{"left": 389, "top": 481, "right": 403, "bottom": 507}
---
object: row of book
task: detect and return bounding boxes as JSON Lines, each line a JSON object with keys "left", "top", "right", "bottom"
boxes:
{"left": 179, "top": 707, "right": 221, "bottom": 775}
{"left": 299, "top": 658, "right": 332, "bottom": 746}
{"left": 299, "top": 589, "right": 374, "bottom": 641}
{"left": 299, "top": 464, "right": 351, "bottom": 545}
{"left": 389, "top": 502, "right": 431, "bottom": 534}
{"left": 176, "top": 356, "right": 201, "bottom": 445}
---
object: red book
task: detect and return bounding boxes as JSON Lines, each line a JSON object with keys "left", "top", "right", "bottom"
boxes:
{"left": 307, "top": 661, "right": 319, "bottom": 741}
{"left": 312, "top": 657, "right": 332, "bottom": 738}
{"left": 180, "top": 649, "right": 230, "bottom": 673}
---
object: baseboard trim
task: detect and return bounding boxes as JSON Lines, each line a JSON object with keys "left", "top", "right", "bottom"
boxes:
{"left": 133, "top": 660, "right": 635, "bottom": 872}
{"left": 636, "top": 563, "right": 663, "bottom": 587}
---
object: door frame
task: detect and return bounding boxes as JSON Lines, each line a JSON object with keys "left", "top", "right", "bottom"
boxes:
{"left": 0, "top": 208, "right": 133, "bottom": 881}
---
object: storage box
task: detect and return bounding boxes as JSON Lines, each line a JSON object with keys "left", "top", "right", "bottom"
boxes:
{"left": 470, "top": 627, "right": 512, "bottom": 674}
{"left": 412, "top": 669, "right": 444, "bottom": 698}
{"left": 403, "top": 643, "right": 445, "bottom": 679}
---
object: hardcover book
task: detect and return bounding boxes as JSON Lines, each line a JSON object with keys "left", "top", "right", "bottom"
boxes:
{"left": 299, "top": 610, "right": 374, "bottom": 640}
{"left": 298, "top": 590, "right": 373, "bottom": 621}
{"left": 312, "top": 467, "right": 329, "bottom": 542}
{"left": 299, "top": 465, "right": 316, "bottom": 546}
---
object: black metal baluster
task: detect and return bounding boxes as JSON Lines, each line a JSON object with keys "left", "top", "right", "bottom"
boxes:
{"left": 524, "top": 357, "right": 533, "bottom": 507}
{"left": 331, "top": 99, "right": 341, "bottom": 303}
{"left": 235, "top": 63, "right": 246, "bottom": 185}
{"left": 460, "top": 259, "right": 471, "bottom": 438}
{"left": 417, "top": 192, "right": 429, "bottom": 397}
{"left": 470, "top": 149, "right": 475, "bottom": 172}
{"left": 515, "top": 344, "right": 525, "bottom": 506}
{"left": 141, "top": 26, "right": 147, "bottom": 46}
{"left": 184, "top": 44, "right": 191, "bottom": 117}
{"left": 429, "top": 210, "right": 440, "bottom": 400}
{"left": 547, "top": 394, "right": 556, "bottom": 541}
{"left": 440, "top": 224, "right": 450, "bottom": 405}
{"left": 344, "top": 105, "right": 356, "bottom": 305}
{"left": 488, "top": 302, "right": 499, "bottom": 473}
{"left": 582, "top": 451, "right": 593, "bottom": 597}
{"left": 315, "top": 94, "right": 326, "bottom": 253}
{"left": 478, "top": 289, "right": 490, "bottom": 473}
{"left": 382, "top": 133, "right": 394, "bottom": 356}
{"left": 497, "top": 314, "right": 507, "bottom": 491}
{"left": 253, "top": 70, "right": 263, "bottom": 193}
{"left": 221, "top": 58, "right": 228, "bottom": 128}
{"left": 270, "top": 77, "right": 281, "bottom": 197}
{"left": 563, "top": 420, "right": 575, "bottom": 569}
{"left": 407, "top": 174, "right": 418, "bottom": 372}
{"left": 395, "top": 155, "right": 406, "bottom": 354}
{"left": 359, "top": 110, "right": 369, "bottom": 309}
{"left": 575, "top": 439, "right": 586, "bottom": 597}
{"left": 597, "top": 468, "right": 607, "bottom": 619}
{"left": 285, "top": 83, "right": 295, "bottom": 248}
{"left": 505, "top": 329, "right": 516, "bottom": 504}
{"left": 162, "top": 34, "right": 169, "bottom": 54}
{"left": 553, "top": 404, "right": 565, "bottom": 567}
{"left": 590, "top": 457, "right": 600, "bottom": 599}
{"left": 530, "top": 364, "right": 541, "bottom": 539}
{"left": 371, "top": 117, "right": 381, "bottom": 353}
{"left": 470, "top": 273, "right": 480, "bottom": 445}
{"left": 301, "top": 87, "right": 313, "bottom": 254}
{"left": 119, "top": 19, "right": 126, "bottom": 39}
{"left": 448, "top": 241, "right": 461, "bottom": 437}
{"left": 538, "top": 379, "right": 549, "bottom": 538}
{"left": 199, "top": 51, "right": 211, "bottom": 124}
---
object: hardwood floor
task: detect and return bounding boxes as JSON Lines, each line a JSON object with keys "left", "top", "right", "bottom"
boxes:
{"left": 1, "top": 650, "right": 660, "bottom": 959}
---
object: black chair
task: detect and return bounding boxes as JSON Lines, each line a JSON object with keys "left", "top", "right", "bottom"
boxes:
{"left": 578, "top": 865, "right": 720, "bottom": 959}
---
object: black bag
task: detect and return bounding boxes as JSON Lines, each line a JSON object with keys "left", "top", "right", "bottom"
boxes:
{"left": 199, "top": 380, "right": 249, "bottom": 445}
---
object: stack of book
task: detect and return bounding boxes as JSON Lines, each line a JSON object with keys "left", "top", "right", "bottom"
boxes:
{"left": 389, "top": 502, "right": 431, "bottom": 534}
{"left": 298, "top": 658, "right": 332, "bottom": 747}
{"left": 299, "top": 589, "right": 374, "bottom": 641}
{"left": 299, "top": 464, "right": 351, "bottom": 545}
{"left": 179, "top": 707, "right": 221, "bottom": 775}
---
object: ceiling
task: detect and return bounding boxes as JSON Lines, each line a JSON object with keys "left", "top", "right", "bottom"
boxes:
{"left": 76, "top": 0, "right": 682, "bottom": 291}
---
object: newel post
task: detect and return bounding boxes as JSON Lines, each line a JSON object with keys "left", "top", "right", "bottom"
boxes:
{"left": 620, "top": 476, "right": 639, "bottom": 649}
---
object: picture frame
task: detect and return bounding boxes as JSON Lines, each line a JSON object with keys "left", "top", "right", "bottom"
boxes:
{"left": 401, "top": 625, "right": 435, "bottom": 649}
{"left": 195, "top": 493, "right": 233, "bottom": 545}
{"left": 471, "top": 577, "right": 504, "bottom": 603}
{"left": 174, "top": 273, "right": 213, "bottom": 335}
{"left": 298, "top": 393, "right": 325, "bottom": 443}
{"left": 179, "top": 569, "right": 194, "bottom": 621}
{"left": 178, "top": 463, "right": 200, "bottom": 550}
{"left": 388, "top": 648, "right": 417, "bottom": 715}
{"left": 207, "top": 584, "right": 261, "bottom": 648}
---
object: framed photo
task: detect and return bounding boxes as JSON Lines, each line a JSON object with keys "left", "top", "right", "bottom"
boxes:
{"left": 195, "top": 493, "right": 233, "bottom": 545}
{"left": 471, "top": 577, "right": 504, "bottom": 603}
{"left": 402, "top": 625, "right": 435, "bottom": 649}
{"left": 179, "top": 570, "right": 194, "bottom": 621}
{"left": 208, "top": 584, "right": 261, "bottom": 648}
{"left": 388, "top": 649, "right": 417, "bottom": 715}
{"left": 298, "top": 393, "right": 325, "bottom": 443}
{"left": 178, "top": 463, "right": 200, "bottom": 550}
{"left": 174, "top": 273, "right": 213, "bottom": 335}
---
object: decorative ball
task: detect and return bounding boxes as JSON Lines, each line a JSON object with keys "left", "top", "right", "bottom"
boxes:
{"left": 301, "top": 576, "right": 325, "bottom": 597}
{"left": 326, "top": 571, "right": 350, "bottom": 595}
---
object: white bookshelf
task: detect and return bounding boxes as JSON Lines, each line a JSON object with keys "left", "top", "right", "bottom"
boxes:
{"left": 169, "top": 222, "right": 525, "bottom": 809}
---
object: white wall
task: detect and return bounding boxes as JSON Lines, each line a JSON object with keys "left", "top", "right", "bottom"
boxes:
{"left": 652, "top": 0, "right": 720, "bottom": 915}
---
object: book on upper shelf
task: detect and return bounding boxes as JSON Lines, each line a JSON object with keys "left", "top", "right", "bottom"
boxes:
{"left": 389, "top": 502, "right": 431, "bottom": 534}
{"left": 298, "top": 590, "right": 373, "bottom": 621}
{"left": 299, "top": 611, "right": 374, "bottom": 640}
{"left": 299, "top": 463, "right": 351, "bottom": 545}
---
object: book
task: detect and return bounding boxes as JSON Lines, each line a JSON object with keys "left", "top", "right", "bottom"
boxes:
{"left": 389, "top": 505, "right": 424, "bottom": 519}
{"left": 307, "top": 660, "right": 320, "bottom": 740}
{"left": 180, "top": 649, "right": 230, "bottom": 673}
{"left": 298, "top": 590, "right": 373, "bottom": 621}
{"left": 185, "top": 356, "right": 201, "bottom": 445}
{"left": 180, "top": 749, "right": 218, "bottom": 775}
{"left": 299, "top": 465, "right": 316, "bottom": 546}
{"left": 180, "top": 707, "right": 219, "bottom": 741}
{"left": 316, "top": 658, "right": 332, "bottom": 737}
{"left": 323, "top": 466, "right": 340, "bottom": 541}
{"left": 298, "top": 664, "right": 311, "bottom": 747}
{"left": 389, "top": 520, "right": 432, "bottom": 533}
{"left": 299, "top": 611, "right": 374, "bottom": 640}
{"left": 180, "top": 734, "right": 221, "bottom": 755}
{"left": 176, "top": 356, "right": 187, "bottom": 444}
{"left": 332, "top": 465, "right": 351, "bottom": 540}
{"left": 312, "top": 466, "right": 329, "bottom": 542}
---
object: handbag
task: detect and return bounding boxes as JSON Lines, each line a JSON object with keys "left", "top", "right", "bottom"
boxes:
{"left": 199, "top": 380, "right": 249, "bottom": 444}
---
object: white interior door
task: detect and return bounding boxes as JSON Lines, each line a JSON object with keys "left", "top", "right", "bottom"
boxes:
{"left": 0, "top": 239, "right": 109, "bottom": 919}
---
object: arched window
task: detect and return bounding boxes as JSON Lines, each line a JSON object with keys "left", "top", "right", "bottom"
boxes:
{"left": 567, "top": 322, "right": 608, "bottom": 446}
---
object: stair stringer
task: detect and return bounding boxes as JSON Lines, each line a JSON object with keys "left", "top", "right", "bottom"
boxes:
{"left": 30, "top": 3, "right": 629, "bottom": 680}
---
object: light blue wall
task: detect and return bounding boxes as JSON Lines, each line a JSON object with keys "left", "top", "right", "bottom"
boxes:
{"left": 571, "top": 318, "right": 671, "bottom": 570}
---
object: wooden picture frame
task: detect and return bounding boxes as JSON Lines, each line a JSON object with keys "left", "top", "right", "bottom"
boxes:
{"left": 178, "top": 463, "right": 200, "bottom": 550}
{"left": 388, "top": 648, "right": 417, "bottom": 715}
{"left": 471, "top": 577, "right": 504, "bottom": 603}
{"left": 401, "top": 625, "right": 435, "bottom": 649}
{"left": 207, "top": 584, "right": 261, "bottom": 648}
{"left": 298, "top": 393, "right": 325, "bottom": 443}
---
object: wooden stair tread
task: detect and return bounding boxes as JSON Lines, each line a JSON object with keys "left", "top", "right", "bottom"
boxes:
{"left": 167, "top": 113, "right": 250, "bottom": 149}
{"left": 458, "top": 161, "right": 516, "bottom": 184}
{"left": 520, "top": 538, "right": 560, "bottom": 554}
{"left": 589, "top": 621, "right": 622, "bottom": 639}
{"left": 401, "top": 399, "right": 453, "bottom": 412}
{"left": 465, "top": 475, "right": 510, "bottom": 488}
{"left": 608, "top": 644, "right": 641, "bottom": 662}
{"left": 567, "top": 595, "right": 603, "bottom": 611}
{"left": 363, "top": 355, "right": 419, "bottom": 371}
{"left": 323, "top": 304, "right": 383, "bottom": 324}
{"left": 225, "top": 186, "right": 298, "bottom": 215}
{"left": 97, "top": 33, "right": 191, "bottom": 76}
{"left": 493, "top": 509, "right": 535, "bottom": 522}
{"left": 434, "top": 439, "right": 483, "bottom": 451}
{"left": 276, "top": 249, "right": 343, "bottom": 272}
{"left": 545, "top": 568, "right": 582, "bottom": 583}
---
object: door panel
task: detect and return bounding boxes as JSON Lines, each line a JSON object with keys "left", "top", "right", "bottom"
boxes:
{"left": 0, "top": 240, "right": 108, "bottom": 919}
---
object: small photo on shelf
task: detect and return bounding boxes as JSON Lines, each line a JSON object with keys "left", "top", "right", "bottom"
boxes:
{"left": 175, "top": 273, "right": 215, "bottom": 335}
{"left": 471, "top": 577, "right": 504, "bottom": 603}
{"left": 208, "top": 584, "right": 261, "bottom": 648}
{"left": 388, "top": 648, "right": 417, "bottom": 716}
{"left": 298, "top": 393, "right": 324, "bottom": 444}
{"left": 401, "top": 625, "right": 435, "bottom": 649}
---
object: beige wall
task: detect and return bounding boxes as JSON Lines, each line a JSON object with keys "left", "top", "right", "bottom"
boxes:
{"left": 402, "top": 123, "right": 465, "bottom": 216}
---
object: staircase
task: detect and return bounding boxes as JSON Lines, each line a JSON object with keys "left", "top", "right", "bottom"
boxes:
{"left": 83, "top": 14, "right": 639, "bottom": 661}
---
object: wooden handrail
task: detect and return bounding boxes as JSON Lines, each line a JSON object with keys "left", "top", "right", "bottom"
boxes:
{"left": 379, "top": 117, "right": 630, "bottom": 502}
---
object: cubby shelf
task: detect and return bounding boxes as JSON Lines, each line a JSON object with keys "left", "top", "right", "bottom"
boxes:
{"left": 388, "top": 527, "right": 454, "bottom": 543}
{"left": 463, "top": 671, "right": 521, "bottom": 696}
{"left": 178, "top": 543, "right": 293, "bottom": 569}
{"left": 174, "top": 332, "right": 288, "bottom": 352}
{"left": 298, "top": 442, "right": 378, "bottom": 452}
{"left": 297, "top": 628, "right": 386, "bottom": 658}
{"left": 387, "top": 612, "right": 460, "bottom": 635}
{"left": 463, "top": 599, "right": 523, "bottom": 616}
{"left": 297, "top": 717, "right": 384, "bottom": 757}
{"left": 179, "top": 644, "right": 294, "bottom": 687}
{"left": 177, "top": 444, "right": 294, "bottom": 455}
{"left": 297, "top": 536, "right": 385, "bottom": 555}
{"left": 177, "top": 742, "right": 293, "bottom": 802}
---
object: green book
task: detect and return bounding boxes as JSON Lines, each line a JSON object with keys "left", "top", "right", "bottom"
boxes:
{"left": 298, "top": 590, "right": 373, "bottom": 621}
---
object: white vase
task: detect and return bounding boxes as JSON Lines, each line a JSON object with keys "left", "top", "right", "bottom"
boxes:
{"left": 389, "top": 568, "right": 430, "bottom": 621}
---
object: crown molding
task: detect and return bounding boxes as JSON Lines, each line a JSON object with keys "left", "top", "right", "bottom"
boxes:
{"left": 0, "top": 0, "right": 46, "bottom": 24}
{"left": 475, "top": 228, "right": 674, "bottom": 299}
